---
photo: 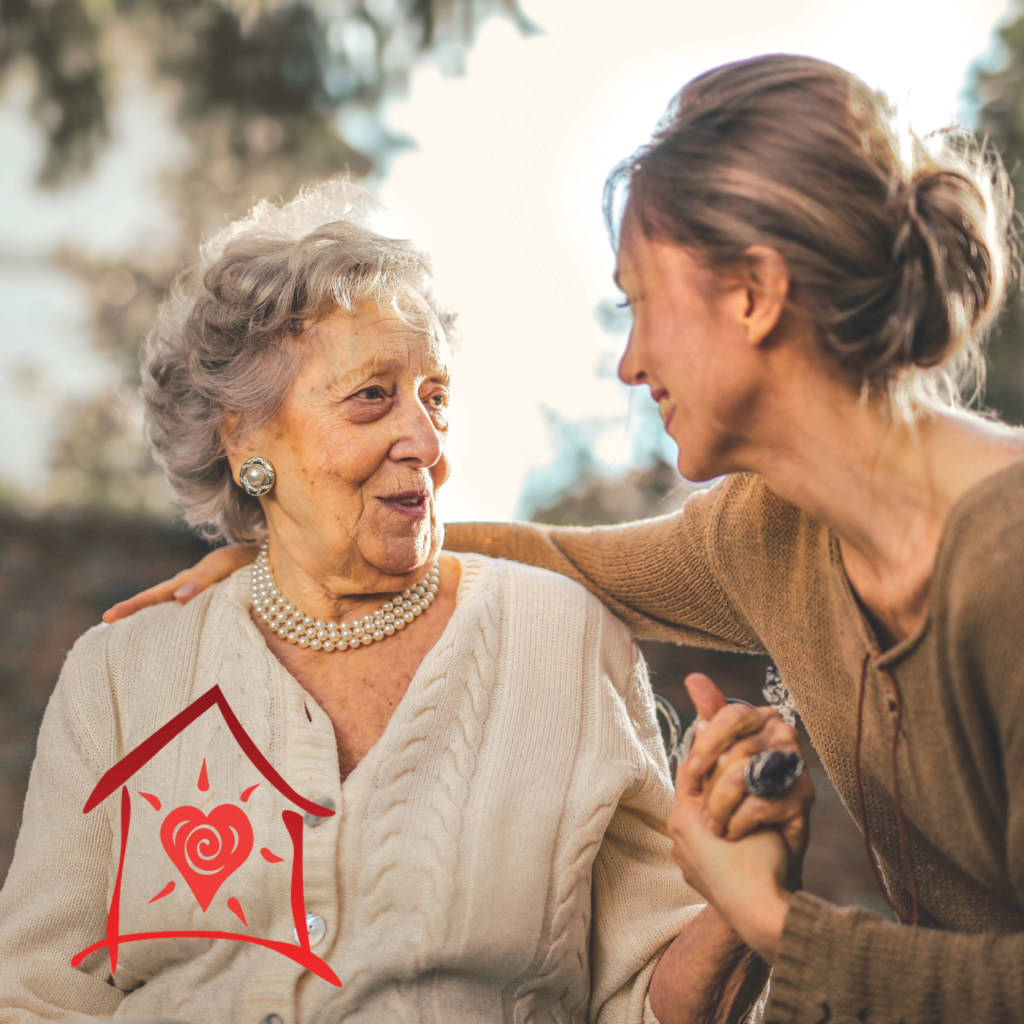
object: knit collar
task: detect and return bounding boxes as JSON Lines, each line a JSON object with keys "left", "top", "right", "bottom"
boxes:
{"left": 198, "top": 549, "right": 496, "bottom": 791}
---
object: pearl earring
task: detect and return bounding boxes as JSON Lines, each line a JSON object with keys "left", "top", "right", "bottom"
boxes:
{"left": 239, "top": 456, "right": 276, "bottom": 497}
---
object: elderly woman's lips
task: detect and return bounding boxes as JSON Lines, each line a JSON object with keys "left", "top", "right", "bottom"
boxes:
{"left": 379, "top": 492, "right": 430, "bottom": 517}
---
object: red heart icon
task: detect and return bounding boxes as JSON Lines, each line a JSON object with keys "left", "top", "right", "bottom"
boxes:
{"left": 160, "top": 804, "right": 254, "bottom": 912}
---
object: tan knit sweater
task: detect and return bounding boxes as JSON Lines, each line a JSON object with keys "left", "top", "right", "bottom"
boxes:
{"left": 445, "top": 464, "right": 1024, "bottom": 1024}
{"left": 0, "top": 553, "right": 704, "bottom": 1023}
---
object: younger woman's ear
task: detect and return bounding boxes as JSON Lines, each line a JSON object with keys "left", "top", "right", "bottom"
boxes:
{"left": 740, "top": 245, "right": 790, "bottom": 347}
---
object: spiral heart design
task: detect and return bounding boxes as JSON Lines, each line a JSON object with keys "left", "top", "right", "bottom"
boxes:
{"left": 160, "top": 804, "right": 254, "bottom": 911}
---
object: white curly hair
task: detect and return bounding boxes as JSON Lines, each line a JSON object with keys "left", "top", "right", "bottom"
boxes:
{"left": 142, "top": 178, "right": 455, "bottom": 544}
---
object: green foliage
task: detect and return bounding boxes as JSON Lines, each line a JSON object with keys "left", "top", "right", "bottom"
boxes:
{"left": 974, "top": 8, "right": 1024, "bottom": 424}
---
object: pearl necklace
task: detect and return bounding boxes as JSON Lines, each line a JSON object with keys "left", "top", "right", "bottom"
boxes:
{"left": 251, "top": 543, "right": 440, "bottom": 652}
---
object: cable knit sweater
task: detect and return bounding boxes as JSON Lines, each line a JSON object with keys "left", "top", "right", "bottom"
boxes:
{"left": 445, "top": 465, "right": 1024, "bottom": 1024}
{"left": 0, "top": 553, "right": 703, "bottom": 1024}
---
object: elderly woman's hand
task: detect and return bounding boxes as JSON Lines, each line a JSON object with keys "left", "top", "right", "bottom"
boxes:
{"left": 683, "top": 673, "right": 814, "bottom": 875}
{"left": 667, "top": 755, "right": 793, "bottom": 963}
{"left": 102, "top": 545, "right": 258, "bottom": 622}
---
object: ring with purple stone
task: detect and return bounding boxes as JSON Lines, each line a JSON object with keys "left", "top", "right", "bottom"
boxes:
{"left": 743, "top": 748, "right": 804, "bottom": 801}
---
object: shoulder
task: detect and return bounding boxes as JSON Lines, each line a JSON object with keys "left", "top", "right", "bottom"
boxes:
{"left": 922, "top": 462, "right": 1024, "bottom": 771}
{"left": 707, "top": 472, "right": 818, "bottom": 546}
{"left": 939, "top": 461, "right": 1024, "bottom": 646}
{"left": 652, "top": 473, "right": 818, "bottom": 566}
{"left": 695, "top": 474, "right": 827, "bottom": 624}
{"left": 944, "top": 459, "right": 1024, "bottom": 559}
{"left": 71, "top": 569, "right": 235, "bottom": 673}
{"left": 54, "top": 568, "right": 254, "bottom": 753}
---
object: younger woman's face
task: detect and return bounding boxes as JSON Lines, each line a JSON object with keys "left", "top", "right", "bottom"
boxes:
{"left": 615, "top": 219, "right": 765, "bottom": 482}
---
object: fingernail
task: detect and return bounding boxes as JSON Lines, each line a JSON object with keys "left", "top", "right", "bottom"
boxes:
{"left": 174, "top": 584, "right": 199, "bottom": 601}
{"left": 686, "top": 756, "right": 703, "bottom": 775}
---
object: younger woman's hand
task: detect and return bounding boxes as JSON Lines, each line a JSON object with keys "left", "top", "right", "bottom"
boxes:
{"left": 683, "top": 673, "right": 815, "bottom": 871}
{"left": 102, "top": 544, "right": 258, "bottom": 623}
{"left": 668, "top": 741, "right": 793, "bottom": 963}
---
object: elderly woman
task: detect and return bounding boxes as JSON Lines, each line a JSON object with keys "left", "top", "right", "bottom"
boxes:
{"left": 0, "top": 183, "right": 772, "bottom": 1024}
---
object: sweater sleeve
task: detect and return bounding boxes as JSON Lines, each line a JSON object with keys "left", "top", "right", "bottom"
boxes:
{"left": 586, "top": 619, "right": 706, "bottom": 1024}
{"left": 444, "top": 480, "right": 763, "bottom": 652}
{"left": 768, "top": 891, "right": 1024, "bottom": 1024}
{"left": 0, "top": 625, "right": 124, "bottom": 1022}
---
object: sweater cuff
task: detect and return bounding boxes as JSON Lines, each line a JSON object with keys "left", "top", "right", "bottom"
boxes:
{"left": 766, "top": 891, "right": 848, "bottom": 1024}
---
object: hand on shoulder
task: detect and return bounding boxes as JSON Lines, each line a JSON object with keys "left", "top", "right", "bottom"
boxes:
{"left": 102, "top": 545, "right": 258, "bottom": 623}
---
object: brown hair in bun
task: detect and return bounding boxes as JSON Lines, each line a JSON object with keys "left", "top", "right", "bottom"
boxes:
{"left": 608, "top": 54, "right": 1014, "bottom": 408}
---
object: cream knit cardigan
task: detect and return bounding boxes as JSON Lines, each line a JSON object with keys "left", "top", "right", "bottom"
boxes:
{"left": 0, "top": 553, "right": 702, "bottom": 1024}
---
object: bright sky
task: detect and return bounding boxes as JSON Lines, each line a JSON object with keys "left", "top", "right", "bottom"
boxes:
{"left": 0, "top": 0, "right": 1012, "bottom": 520}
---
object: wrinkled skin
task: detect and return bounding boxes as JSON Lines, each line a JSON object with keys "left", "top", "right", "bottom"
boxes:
{"left": 224, "top": 301, "right": 453, "bottom": 610}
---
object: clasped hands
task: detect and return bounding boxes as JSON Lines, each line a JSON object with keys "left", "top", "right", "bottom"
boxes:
{"left": 667, "top": 673, "right": 815, "bottom": 964}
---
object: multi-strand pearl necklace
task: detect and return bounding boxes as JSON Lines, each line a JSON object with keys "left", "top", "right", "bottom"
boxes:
{"left": 251, "top": 542, "right": 440, "bottom": 652}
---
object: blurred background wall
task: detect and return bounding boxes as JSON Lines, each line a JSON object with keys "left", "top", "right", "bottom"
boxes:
{"left": 2, "top": 0, "right": 1023, "bottom": 913}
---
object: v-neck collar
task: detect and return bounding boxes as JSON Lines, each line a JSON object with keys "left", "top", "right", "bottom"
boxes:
{"left": 826, "top": 457, "right": 1024, "bottom": 667}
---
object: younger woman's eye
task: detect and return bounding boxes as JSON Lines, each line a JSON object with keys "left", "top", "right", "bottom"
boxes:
{"left": 430, "top": 393, "right": 447, "bottom": 407}
{"left": 616, "top": 299, "right": 631, "bottom": 309}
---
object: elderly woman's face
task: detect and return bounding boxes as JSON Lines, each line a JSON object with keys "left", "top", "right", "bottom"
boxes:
{"left": 243, "top": 300, "right": 451, "bottom": 584}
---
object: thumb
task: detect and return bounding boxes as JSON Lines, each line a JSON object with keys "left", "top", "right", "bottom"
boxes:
{"left": 684, "top": 672, "right": 728, "bottom": 723}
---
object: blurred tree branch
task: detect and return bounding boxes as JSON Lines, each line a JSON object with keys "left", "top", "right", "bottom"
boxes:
{"left": 0, "top": 0, "right": 108, "bottom": 184}
{"left": 0, "top": 0, "right": 535, "bottom": 513}
{"left": 1, "top": 0, "right": 536, "bottom": 187}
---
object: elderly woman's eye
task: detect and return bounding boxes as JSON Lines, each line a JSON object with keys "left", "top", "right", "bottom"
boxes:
{"left": 356, "top": 386, "right": 386, "bottom": 400}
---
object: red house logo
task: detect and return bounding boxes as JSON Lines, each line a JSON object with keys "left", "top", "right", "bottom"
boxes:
{"left": 72, "top": 685, "right": 341, "bottom": 987}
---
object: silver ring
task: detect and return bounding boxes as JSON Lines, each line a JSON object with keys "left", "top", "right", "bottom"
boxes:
{"left": 743, "top": 748, "right": 804, "bottom": 801}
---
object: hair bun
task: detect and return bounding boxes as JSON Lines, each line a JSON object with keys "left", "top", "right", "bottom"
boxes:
{"left": 883, "top": 160, "right": 1002, "bottom": 374}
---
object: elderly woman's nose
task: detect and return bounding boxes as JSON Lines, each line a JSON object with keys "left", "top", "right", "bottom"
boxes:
{"left": 389, "top": 402, "right": 444, "bottom": 465}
